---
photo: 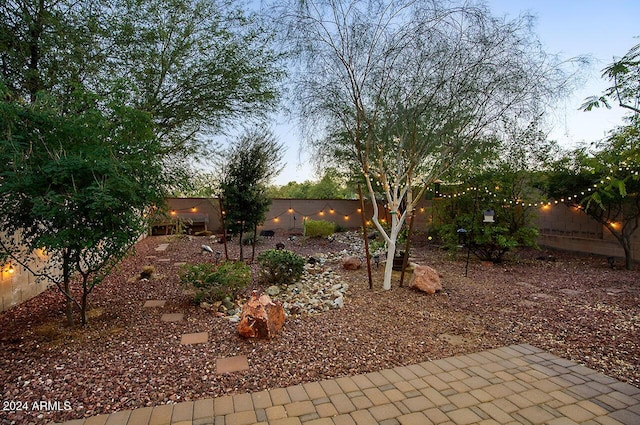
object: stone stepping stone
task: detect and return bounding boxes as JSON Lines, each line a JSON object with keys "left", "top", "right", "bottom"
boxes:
{"left": 143, "top": 300, "right": 166, "bottom": 308}
{"left": 155, "top": 243, "right": 169, "bottom": 252}
{"left": 161, "top": 313, "right": 184, "bottom": 322}
{"left": 174, "top": 262, "right": 187, "bottom": 267}
{"left": 438, "top": 333, "right": 469, "bottom": 346}
{"left": 560, "top": 288, "right": 582, "bottom": 297}
{"left": 216, "top": 355, "right": 249, "bottom": 374}
{"left": 157, "top": 258, "right": 171, "bottom": 263}
{"left": 180, "top": 332, "right": 208, "bottom": 345}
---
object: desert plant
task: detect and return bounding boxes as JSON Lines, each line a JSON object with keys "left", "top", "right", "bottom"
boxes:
{"left": 304, "top": 219, "right": 335, "bottom": 238}
{"left": 179, "top": 261, "right": 250, "bottom": 304}
{"left": 334, "top": 223, "right": 348, "bottom": 233}
{"left": 257, "top": 249, "right": 305, "bottom": 285}
{"left": 140, "top": 265, "right": 155, "bottom": 279}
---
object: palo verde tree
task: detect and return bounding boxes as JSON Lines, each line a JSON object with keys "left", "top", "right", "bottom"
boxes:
{"left": 282, "top": 0, "right": 575, "bottom": 289}
{"left": 219, "top": 127, "right": 284, "bottom": 261}
{"left": 0, "top": 84, "right": 168, "bottom": 325}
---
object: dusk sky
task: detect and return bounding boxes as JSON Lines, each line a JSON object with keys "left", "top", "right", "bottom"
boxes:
{"left": 271, "top": 0, "right": 640, "bottom": 185}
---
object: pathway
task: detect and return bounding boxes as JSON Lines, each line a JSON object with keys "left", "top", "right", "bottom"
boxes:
{"left": 54, "top": 344, "right": 640, "bottom": 425}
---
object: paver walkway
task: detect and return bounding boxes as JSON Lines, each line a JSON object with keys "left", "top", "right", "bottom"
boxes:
{"left": 55, "top": 344, "right": 640, "bottom": 425}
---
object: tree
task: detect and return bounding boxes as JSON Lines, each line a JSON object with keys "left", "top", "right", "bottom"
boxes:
{"left": 573, "top": 39, "right": 640, "bottom": 270}
{"left": 582, "top": 41, "right": 640, "bottom": 114}
{"left": 0, "top": 84, "right": 168, "bottom": 325}
{"left": 436, "top": 119, "right": 558, "bottom": 262}
{"left": 104, "top": 0, "right": 283, "bottom": 158}
{"left": 0, "top": 0, "right": 103, "bottom": 102}
{"left": 547, "top": 119, "right": 640, "bottom": 270}
{"left": 282, "top": 0, "right": 574, "bottom": 289}
{"left": 267, "top": 168, "right": 350, "bottom": 199}
{"left": 1, "top": 0, "right": 284, "bottom": 177}
{"left": 220, "top": 127, "right": 284, "bottom": 261}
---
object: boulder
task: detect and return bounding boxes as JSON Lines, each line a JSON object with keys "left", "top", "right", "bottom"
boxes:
{"left": 408, "top": 264, "right": 443, "bottom": 295}
{"left": 237, "top": 292, "right": 285, "bottom": 338}
{"left": 342, "top": 256, "right": 362, "bottom": 270}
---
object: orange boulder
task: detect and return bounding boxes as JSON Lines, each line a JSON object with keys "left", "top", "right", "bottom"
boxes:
{"left": 237, "top": 292, "right": 285, "bottom": 338}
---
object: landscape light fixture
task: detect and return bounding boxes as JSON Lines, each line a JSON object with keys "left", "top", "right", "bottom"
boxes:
{"left": 456, "top": 228, "right": 467, "bottom": 247}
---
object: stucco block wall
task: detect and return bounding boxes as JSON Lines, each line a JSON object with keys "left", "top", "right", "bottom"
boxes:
{"left": 534, "top": 203, "right": 639, "bottom": 263}
{"left": 1, "top": 260, "right": 52, "bottom": 313}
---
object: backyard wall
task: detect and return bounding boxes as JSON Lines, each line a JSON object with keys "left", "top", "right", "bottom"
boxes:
{"left": 161, "top": 197, "right": 639, "bottom": 264}
{"left": 160, "top": 197, "right": 434, "bottom": 234}
{"left": 4, "top": 198, "right": 637, "bottom": 312}
{"left": 534, "top": 203, "right": 640, "bottom": 264}
{"left": 0, "top": 249, "right": 54, "bottom": 313}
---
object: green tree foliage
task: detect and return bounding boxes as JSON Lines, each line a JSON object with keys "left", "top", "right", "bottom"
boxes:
{"left": 546, "top": 119, "right": 640, "bottom": 270}
{"left": 0, "top": 85, "right": 168, "bottom": 325}
{"left": 104, "top": 0, "right": 283, "bottom": 155}
{"left": 0, "top": 0, "right": 103, "bottom": 102}
{"left": 435, "top": 119, "right": 557, "bottom": 262}
{"left": 267, "top": 168, "right": 351, "bottom": 198}
{"left": 569, "top": 39, "right": 640, "bottom": 269}
{"left": 1, "top": 0, "right": 284, "bottom": 182}
{"left": 220, "top": 127, "right": 284, "bottom": 260}
{"left": 436, "top": 184, "right": 540, "bottom": 263}
{"left": 582, "top": 41, "right": 640, "bottom": 114}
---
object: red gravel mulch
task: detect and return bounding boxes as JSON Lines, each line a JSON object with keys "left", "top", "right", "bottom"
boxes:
{"left": 1, "top": 233, "right": 639, "bottom": 424}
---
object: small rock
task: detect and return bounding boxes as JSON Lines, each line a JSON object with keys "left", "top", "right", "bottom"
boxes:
{"left": 266, "top": 285, "right": 280, "bottom": 296}
{"left": 342, "top": 256, "right": 362, "bottom": 270}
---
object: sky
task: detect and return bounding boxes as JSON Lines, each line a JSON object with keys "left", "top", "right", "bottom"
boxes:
{"left": 270, "top": 0, "right": 640, "bottom": 186}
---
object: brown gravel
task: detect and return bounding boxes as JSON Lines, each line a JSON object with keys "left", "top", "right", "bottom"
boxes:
{"left": 1, "top": 232, "right": 639, "bottom": 424}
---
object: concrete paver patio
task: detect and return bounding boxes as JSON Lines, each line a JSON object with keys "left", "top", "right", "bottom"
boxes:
{"left": 54, "top": 344, "right": 640, "bottom": 425}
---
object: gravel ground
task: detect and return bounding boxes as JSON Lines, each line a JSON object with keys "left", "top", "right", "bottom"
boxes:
{"left": 1, "top": 232, "right": 639, "bottom": 424}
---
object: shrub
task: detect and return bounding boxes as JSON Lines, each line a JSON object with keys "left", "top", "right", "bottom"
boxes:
{"left": 305, "top": 219, "right": 335, "bottom": 238}
{"left": 257, "top": 249, "right": 305, "bottom": 285}
{"left": 179, "top": 261, "right": 251, "bottom": 304}
{"left": 242, "top": 231, "right": 263, "bottom": 246}
{"left": 440, "top": 222, "right": 539, "bottom": 263}
{"left": 334, "top": 223, "right": 347, "bottom": 233}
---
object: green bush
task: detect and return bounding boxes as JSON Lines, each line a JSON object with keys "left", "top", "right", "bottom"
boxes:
{"left": 440, "top": 222, "right": 539, "bottom": 263}
{"left": 334, "top": 223, "right": 347, "bottom": 233}
{"left": 179, "top": 261, "right": 251, "bottom": 304}
{"left": 304, "top": 219, "right": 335, "bottom": 238}
{"left": 242, "top": 231, "right": 263, "bottom": 246}
{"left": 257, "top": 249, "right": 305, "bottom": 285}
